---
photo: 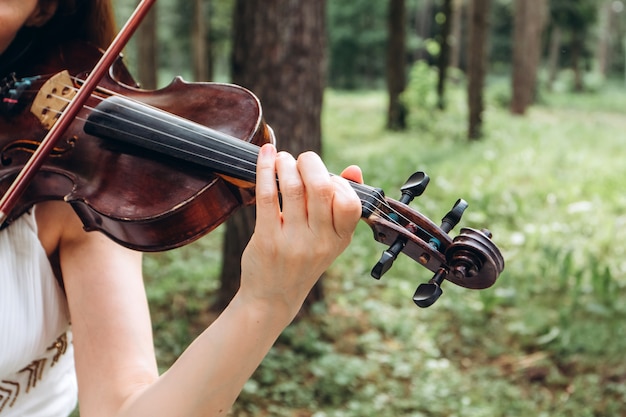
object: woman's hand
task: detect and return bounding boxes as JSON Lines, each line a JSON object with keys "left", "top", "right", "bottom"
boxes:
{"left": 239, "top": 144, "right": 363, "bottom": 320}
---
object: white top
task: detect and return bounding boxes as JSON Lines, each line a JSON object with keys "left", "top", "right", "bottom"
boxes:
{"left": 0, "top": 212, "right": 77, "bottom": 416}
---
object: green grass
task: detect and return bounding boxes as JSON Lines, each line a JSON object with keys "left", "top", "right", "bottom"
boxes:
{"left": 137, "top": 79, "right": 626, "bottom": 416}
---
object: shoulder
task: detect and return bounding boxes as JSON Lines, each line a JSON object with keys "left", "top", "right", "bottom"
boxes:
{"left": 35, "top": 201, "right": 139, "bottom": 264}
{"left": 35, "top": 201, "right": 81, "bottom": 256}
{"left": 35, "top": 200, "right": 142, "bottom": 264}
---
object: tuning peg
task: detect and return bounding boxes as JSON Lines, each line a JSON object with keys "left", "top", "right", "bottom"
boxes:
{"left": 399, "top": 171, "right": 430, "bottom": 204}
{"left": 413, "top": 268, "right": 447, "bottom": 308}
{"left": 371, "top": 238, "right": 405, "bottom": 279}
{"left": 440, "top": 198, "right": 468, "bottom": 233}
{"left": 1, "top": 74, "right": 36, "bottom": 113}
{"left": 371, "top": 172, "right": 430, "bottom": 279}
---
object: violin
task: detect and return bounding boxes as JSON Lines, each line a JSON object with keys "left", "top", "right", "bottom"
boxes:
{"left": 1, "top": 41, "right": 274, "bottom": 250}
{"left": 0, "top": 3, "right": 504, "bottom": 308}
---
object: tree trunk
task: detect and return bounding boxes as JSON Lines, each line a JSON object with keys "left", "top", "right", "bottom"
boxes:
{"left": 386, "top": 0, "right": 407, "bottom": 130}
{"left": 510, "top": 0, "right": 547, "bottom": 115}
{"left": 595, "top": 0, "right": 612, "bottom": 76}
{"left": 547, "top": 25, "right": 561, "bottom": 90}
{"left": 449, "top": 0, "right": 465, "bottom": 70}
{"left": 571, "top": 30, "right": 584, "bottom": 91}
{"left": 136, "top": 4, "right": 158, "bottom": 89}
{"left": 436, "top": 0, "right": 453, "bottom": 110}
{"left": 414, "top": 0, "right": 434, "bottom": 61}
{"left": 467, "top": 0, "right": 491, "bottom": 140}
{"left": 216, "top": 0, "right": 327, "bottom": 313}
{"left": 192, "top": 0, "right": 210, "bottom": 81}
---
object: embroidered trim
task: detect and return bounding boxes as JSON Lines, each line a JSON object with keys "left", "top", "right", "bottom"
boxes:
{"left": 0, "top": 333, "right": 70, "bottom": 413}
{"left": 0, "top": 382, "right": 19, "bottom": 412}
{"left": 47, "top": 332, "right": 68, "bottom": 366}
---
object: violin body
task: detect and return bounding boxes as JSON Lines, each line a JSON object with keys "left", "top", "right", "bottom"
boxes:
{"left": 0, "top": 42, "right": 274, "bottom": 250}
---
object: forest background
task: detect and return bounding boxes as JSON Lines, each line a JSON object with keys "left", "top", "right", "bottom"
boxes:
{"left": 74, "top": 0, "right": 626, "bottom": 415}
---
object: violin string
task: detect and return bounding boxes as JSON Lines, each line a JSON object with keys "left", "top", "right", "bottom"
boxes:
{"left": 29, "top": 80, "right": 419, "bottom": 230}
{"left": 41, "top": 82, "right": 262, "bottom": 173}
{"left": 55, "top": 82, "right": 415, "bottom": 230}
{"left": 17, "top": 75, "right": 443, "bottom": 245}
{"left": 31, "top": 82, "right": 409, "bottom": 229}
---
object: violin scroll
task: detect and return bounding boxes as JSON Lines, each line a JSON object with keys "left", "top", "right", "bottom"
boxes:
{"left": 445, "top": 227, "right": 505, "bottom": 289}
{"left": 362, "top": 171, "right": 505, "bottom": 308}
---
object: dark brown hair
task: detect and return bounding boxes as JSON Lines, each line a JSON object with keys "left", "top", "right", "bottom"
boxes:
{"left": 44, "top": 0, "right": 117, "bottom": 49}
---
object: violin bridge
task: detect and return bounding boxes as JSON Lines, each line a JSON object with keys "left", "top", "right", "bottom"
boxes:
{"left": 30, "top": 71, "right": 76, "bottom": 130}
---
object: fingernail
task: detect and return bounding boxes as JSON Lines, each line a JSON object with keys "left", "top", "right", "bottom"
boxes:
{"left": 260, "top": 143, "right": 276, "bottom": 158}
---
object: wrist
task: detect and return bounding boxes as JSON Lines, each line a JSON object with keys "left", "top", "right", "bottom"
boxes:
{"left": 230, "top": 289, "right": 298, "bottom": 331}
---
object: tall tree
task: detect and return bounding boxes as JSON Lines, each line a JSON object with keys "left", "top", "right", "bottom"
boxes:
{"left": 192, "top": 0, "right": 210, "bottom": 81}
{"left": 550, "top": 0, "right": 598, "bottom": 91}
{"left": 215, "top": 0, "right": 327, "bottom": 313}
{"left": 546, "top": 25, "right": 562, "bottom": 90}
{"left": 466, "top": 0, "right": 491, "bottom": 139}
{"left": 136, "top": 3, "right": 158, "bottom": 89}
{"left": 449, "top": 0, "right": 465, "bottom": 69}
{"left": 436, "top": 0, "right": 454, "bottom": 110}
{"left": 414, "top": 0, "right": 434, "bottom": 61}
{"left": 510, "top": 0, "right": 548, "bottom": 115}
{"left": 595, "top": 0, "right": 617, "bottom": 77}
{"left": 386, "top": 0, "right": 407, "bottom": 130}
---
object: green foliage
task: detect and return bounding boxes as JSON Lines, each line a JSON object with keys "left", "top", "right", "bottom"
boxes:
{"left": 326, "top": 0, "right": 388, "bottom": 89}
{"left": 490, "top": 0, "right": 514, "bottom": 67}
{"left": 113, "top": 0, "right": 234, "bottom": 83}
{"left": 550, "top": 0, "right": 598, "bottom": 31}
{"left": 485, "top": 76, "right": 512, "bottom": 108}
{"left": 401, "top": 61, "right": 439, "bottom": 127}
{"left": 401, "top": 62, "right": 468, "bottom": 141}
{"left": 143, "top": 228, "right": 224, "bottom": 368}
{"left": 550, "top": 69, "right": 607, "bottom": 93}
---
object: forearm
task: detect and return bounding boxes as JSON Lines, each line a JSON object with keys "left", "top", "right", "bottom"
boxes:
{"left": 116, "top": 292, "right": 292, "bottom": 417}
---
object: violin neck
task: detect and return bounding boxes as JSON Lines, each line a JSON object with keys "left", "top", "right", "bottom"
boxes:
{"left": 84, "top": 95, "right": 384, "bottom": 218}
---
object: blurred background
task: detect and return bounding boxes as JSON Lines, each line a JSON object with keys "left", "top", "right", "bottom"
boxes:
{"left": 97, "top": 1, "right": 626, "bottom": 415}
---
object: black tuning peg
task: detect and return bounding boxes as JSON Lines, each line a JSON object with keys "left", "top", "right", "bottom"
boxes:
{"left": 371, "top": 238, "right": 405, "bottom": 279}
{"left": 413, "top": 268, "right": 447, "bottom": 308}
{"left": 399, "top": 172, "right": 430, "bottom": 204}
{"left": 440, "top": 198, "right": 468, "bottom": 233}
{"left": 371, "top": 172, "right": 430, "bottom": 280}
{"left": 413, "top": 199, "right": 468, "bottom": 307}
